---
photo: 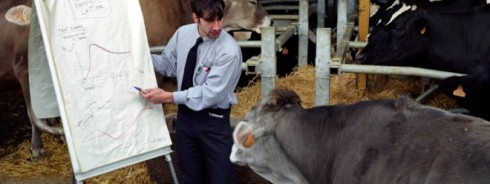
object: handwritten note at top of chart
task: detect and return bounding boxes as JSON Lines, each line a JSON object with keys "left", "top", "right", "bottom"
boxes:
{"left": 68, "top": 0, "right": 111, "bottom": 18}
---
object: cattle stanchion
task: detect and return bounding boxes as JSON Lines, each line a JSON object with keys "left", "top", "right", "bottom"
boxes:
{"left": 317, "top": 0, "right": 326, "bottom": 28}
{"left": 261, "top": 0, "right": 314, "bottom": 67}
{"left": 275, "top": 24, "right": 298, "bottom": 50}
{"left": 331, "top": 22, "right": 354, "bottom": 75}
{"left": 298, "top": 0, "right": 309, "bottom": 67}
{"left": 414, "top": 85, "right": 439, "bottom": 102}
{"left": 348, "top": 41, "right": 367, "bottom": 48}
{"left": 336, "top": 0, "right": 348, "bottom": 48}
{"left": 260, "top": 26, "right": 277, "bottom": 102}
{"left": 315, "top": 28, "right": 331, "bottom": 105}
{"left": 336, "top": 63, "right": 466, "bottom": 101}
{"left": 319, "top": 17, "right": 465, "bottom": 103}
{"left": 338, "top": 64, "right": 465, "bottom": 80}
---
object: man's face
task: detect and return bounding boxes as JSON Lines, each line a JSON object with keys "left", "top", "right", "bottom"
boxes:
{"left": 193, "top": 13, "right": 223, "bottom": 39}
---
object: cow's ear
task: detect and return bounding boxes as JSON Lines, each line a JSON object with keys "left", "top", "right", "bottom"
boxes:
{"left": 5, "top": 5, "right": 32, "bottom": 26}
{"left": 453, "top": 85, "right": 466, "bottom": 98}
{"left": 414, "top": 8, "right": 427, "bottom": 35}
{"left": 411, "top": 10, "right": 427, "bottom": 35}
{"left": 420, "top": 26, "right": 426, "bottom": 35}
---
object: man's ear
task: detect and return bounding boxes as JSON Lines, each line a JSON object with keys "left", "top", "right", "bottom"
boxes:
{"left": 192, "top": 13, "right": 199, "bottom": 23}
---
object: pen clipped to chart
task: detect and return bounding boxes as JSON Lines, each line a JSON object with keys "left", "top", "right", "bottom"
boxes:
{"left": 134, "top": 86, "right": 148, "bottom": 94}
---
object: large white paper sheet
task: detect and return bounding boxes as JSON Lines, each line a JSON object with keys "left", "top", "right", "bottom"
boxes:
{"left": 35, "top": 0, "right": 172, "bottom": 174}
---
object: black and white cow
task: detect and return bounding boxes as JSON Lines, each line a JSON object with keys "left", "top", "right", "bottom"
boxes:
{"left": 369, "top": 0, "right": 488, "bottom": 28}
{"left": 356, "top": 3, "right": 490, "bottom": 120}
{"left": 357, "top": 3, "right": 490, "bottom": 74}
{"left": 230, "top": 88, "right": 490, "bottom": 184}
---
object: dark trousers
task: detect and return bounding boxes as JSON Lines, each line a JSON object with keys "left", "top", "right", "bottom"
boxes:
{"left": 176, "top": 105, "right": 236, "bottom": 184}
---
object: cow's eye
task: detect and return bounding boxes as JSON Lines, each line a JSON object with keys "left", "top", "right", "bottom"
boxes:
{"left": 249, "top": 0, "right": 257, "bottom": 6}
{"left": 393, "top": 23, "right": 404, "bottom": 31}
{"left": 389, "top": 25, "right": 406, "bottom": 38}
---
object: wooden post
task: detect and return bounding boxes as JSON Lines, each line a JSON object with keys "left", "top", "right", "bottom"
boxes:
{"left": 357, "top": 0, "right": 370, "bottom": 96}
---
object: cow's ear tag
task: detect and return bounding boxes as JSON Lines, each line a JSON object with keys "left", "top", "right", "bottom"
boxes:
{"left": 453, "top": 85, "right": 466, "bottom": 97}
{"left": 243, "top": 133, "right": 256, "bottom": 148}
{"left": 420, "top": 26, "right": 427, "bottom": 35}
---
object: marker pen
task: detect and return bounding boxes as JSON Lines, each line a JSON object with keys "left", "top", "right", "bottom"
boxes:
{"left": 134, "top": 86, "right": 148, "bottom": 94}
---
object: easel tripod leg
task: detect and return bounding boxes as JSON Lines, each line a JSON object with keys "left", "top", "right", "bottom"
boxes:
{"left": 165, "top": 154, "right": 179, "bottom": 184}
{"left": 71, "top": 172, "right": 84, "bottom": 184}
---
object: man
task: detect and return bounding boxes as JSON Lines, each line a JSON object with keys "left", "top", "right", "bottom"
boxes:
{"left": 139, "top": 0, "right": 242, "bottom": 183}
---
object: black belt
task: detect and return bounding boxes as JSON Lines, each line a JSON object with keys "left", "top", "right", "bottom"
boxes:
{"left": 178, "top": 104, "right": 230, "bottom": 115}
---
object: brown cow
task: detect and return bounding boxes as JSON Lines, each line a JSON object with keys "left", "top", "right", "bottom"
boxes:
{"left": 231, "top": 88, "right": 490, "bottom": 184}
{"left": 1, "top": 0, "right": 55, "bottom": 160}
{"left": 3, "top": 0, "right": 270, "bottom": 159}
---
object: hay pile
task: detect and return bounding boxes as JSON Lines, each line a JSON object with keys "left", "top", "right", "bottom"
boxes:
{"left": 0, "top": 65, "right": 457, "bottom": 183}
{"left": 0, "top": 134, "right": 151, "bottom": 183}
{"left": 0, "top": 134, "right": 70, "bottom": 178}
{"left": 233, "top": 65, "right": 456, "bottom": 117}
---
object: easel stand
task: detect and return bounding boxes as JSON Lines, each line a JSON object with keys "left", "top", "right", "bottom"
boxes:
{"left": 35, "top": 0, "right": 178, "bottom": 183}
{"left": 165, "top": 154, "right": 179, "bottom": 184}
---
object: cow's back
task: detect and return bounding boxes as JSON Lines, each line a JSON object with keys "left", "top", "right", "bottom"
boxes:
{"left": 276, "top": 98, "right": 490, "bottom": 184}
{"left": 365, "top": 106, "right": 490, "bottom": 184}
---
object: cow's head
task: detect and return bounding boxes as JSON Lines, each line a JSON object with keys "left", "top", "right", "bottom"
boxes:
{"left": 223, "top": 0, "right": 271, "bottom": 33}
{"left": 438, "top": 67, "right": 490, "bottom": 121}
{"left": 356, "top": 4, "right": 430, "bottom": 66}
{"left": 230, "top": 88, "right": 308, "bottom": 184}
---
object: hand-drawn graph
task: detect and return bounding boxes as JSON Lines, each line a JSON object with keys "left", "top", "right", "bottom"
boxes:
{"left": 59, "top": 40, "right": 132, "bottom": 91}
{"left": 36, "top": 0, "right": 172, "bottom": 176}
{"left": 85, "top": 44, "right": 130, "bottom": 79}
{"left": 97, "top": 106, "right": 151, "bottom": 140}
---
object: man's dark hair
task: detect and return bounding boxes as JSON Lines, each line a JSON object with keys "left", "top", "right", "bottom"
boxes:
{"left": 191, "top": 0, "right": 225, "bottom": 22}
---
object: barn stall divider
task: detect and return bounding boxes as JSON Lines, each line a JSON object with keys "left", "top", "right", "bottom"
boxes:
{"left": 315, "top": 0, "right": 466, "bottom": 106}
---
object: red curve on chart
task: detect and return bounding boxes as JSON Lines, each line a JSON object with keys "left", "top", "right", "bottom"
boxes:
{"left": 97, "top": 106, "right": 152, "bottom": 140}
{"left": 84, "top": 43, "right": 130, "bottom": 80}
